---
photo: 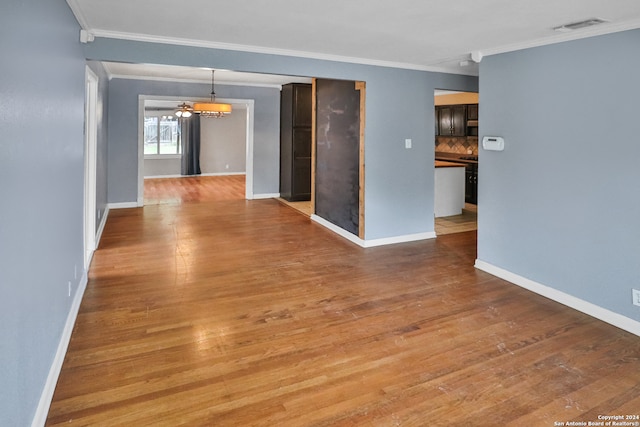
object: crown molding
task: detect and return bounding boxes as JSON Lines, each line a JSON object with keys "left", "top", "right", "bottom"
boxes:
{"left": 88, "top": 29, "right": 478, "bottom": 76}
{"left": 65, "top": 0, "right": 91, "bottom": 30}
{"left": 480, "top": 18, "right": 640, "bottom": 58}
{"left": 105, "top": 72, "right": 286, "bottom": 89}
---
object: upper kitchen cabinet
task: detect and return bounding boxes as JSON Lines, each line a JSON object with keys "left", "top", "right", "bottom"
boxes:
{"left": 437, "top": 105, "right": 466, "bottom": 136}
{"left": 435, "top": 104, "right": 479, "bottom": 137}
{"left": 466, "top": 104, "right": 479, "bottom": 136}
{"left": 467, "top": 104, "right": 478, "bottom": 121}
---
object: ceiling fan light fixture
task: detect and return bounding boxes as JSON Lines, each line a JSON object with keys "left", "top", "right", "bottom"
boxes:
{"left": 175, "top": 102, "right": 193, "bottom": 118}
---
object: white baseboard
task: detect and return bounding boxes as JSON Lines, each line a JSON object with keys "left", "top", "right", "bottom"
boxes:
{"left": 475, "top": 259, "right": 640, "bottom": 337}
{"left": 311, "top": 214, "right": 364, "bottom": 246}
{"left": 95, "top": 206, "right": 109, "bottom": 247}
{"left": 144, "top": 174, "right": 183, "bottom": 179}
{"left": 144, "top": 172, "right": 247, "bottom": 179}
{"left": 201, "top": 172, "right": 246, "bottom": 177}
{"left": 362, "top": 231, "right": 437, "bottom": 248}
{"left": 31, "top": 271, "right": 89, "bottom": 427}
{"left": 310, "top": 214, "right": 436, "bottom": 248}
{"left": 107, "top": 202, "right": 138, "bottom": 209}
{"left": 252, "top": 193, "right": 280, "bottom": 200}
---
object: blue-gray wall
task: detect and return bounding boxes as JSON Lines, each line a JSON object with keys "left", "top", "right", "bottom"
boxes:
{"left": 0, "top": 0, "right": 87, "bottom": 425}
{"left": 107, "top": 79, "right": 280, "bottom": 202}
{"left": 478, "top": 29, "right": 640, "bottom": 321}
{"left": 85, "top": 38, "right": 477, "bottom": 239}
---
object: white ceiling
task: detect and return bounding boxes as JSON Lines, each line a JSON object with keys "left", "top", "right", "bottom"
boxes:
{"left": 69, "top": 0, "right": 640, "bottom": 81}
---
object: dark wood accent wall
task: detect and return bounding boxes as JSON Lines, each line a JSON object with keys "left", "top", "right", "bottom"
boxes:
{"left": 315, "top": 79, "right": 361, "bottom": 236}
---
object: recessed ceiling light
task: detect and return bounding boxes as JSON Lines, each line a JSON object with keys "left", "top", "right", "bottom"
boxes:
{"left": 553, "top": 18, "right": 608, "bottom": 33}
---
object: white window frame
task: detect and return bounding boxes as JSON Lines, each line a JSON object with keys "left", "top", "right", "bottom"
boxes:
{"left": 143, "top": 111, "right": 182, "bottom": 159}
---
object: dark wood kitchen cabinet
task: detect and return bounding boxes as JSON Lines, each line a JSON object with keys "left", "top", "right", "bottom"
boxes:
{"left": 437, "top": 105, "right": 466, "bottom": 136}
{"left": 465, "top": 164, "right": 478, "bottom": 204}
{"left": 280, "top": 83, "right": 312, "bottom": 201}
{"left": 466, "top": 103, "right": 479, "bottom": 136}
{"left": 466, "top": 104, "right": 478, "bottom": 121}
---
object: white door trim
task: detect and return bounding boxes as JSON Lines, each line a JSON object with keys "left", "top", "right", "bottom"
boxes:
{"left": 84, "top": 66, "right": 98, "bottom": 269}
{"left": 244, "top": 99, "right": 255, "bottom": 199}
{"left": 137, "top": 95, "right": 255, "bottom": 204}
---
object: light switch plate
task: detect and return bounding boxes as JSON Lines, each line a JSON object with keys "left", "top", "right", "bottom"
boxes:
{"left": 405, "top": 138, "right": 412, "bottom": 149}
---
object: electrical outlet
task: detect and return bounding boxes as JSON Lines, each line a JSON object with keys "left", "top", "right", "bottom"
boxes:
{"left": 633, "top": 289, "right": 640, "bottom": 307}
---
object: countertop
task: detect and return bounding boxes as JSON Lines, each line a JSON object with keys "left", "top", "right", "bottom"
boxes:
{"left": 435, "top": 160, "right": 466, "bottom": 168}
{"left": 435, "top": 152, "right": 478, "bottom": 164}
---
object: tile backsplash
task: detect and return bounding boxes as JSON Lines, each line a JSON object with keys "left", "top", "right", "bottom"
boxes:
{"left": 435, "top": 136, "right": 478, "bottom": 155}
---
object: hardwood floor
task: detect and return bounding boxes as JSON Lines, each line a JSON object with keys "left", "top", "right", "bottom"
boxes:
{"left": 276, "top": 198, "right": 314, "bottom": 217}
{"left": 47, "top": 176, "right": 640, "bottom": 426}
{"left": 435, "top": 203, "right": 477, "bottom": 235}
{"left": 275, "top": 199, "right": 478, "bottom": 236}
{"left": 144, "top": 174, "right": 246, "bottom": 205}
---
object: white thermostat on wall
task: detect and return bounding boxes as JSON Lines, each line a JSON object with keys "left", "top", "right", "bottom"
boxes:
{"left": 482, "top": 136, "right": 505, "bottom": 151}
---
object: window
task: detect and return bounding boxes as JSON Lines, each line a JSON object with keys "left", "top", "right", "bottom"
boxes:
{"left": 144, "top": 113, "right": 181, "bottom": 155}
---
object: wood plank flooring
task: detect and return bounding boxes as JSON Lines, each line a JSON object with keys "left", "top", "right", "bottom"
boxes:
{"left": 144, "top": 174, "right": 246, "bottom": 205}
{"left": 47, "top": 176, "right": 640, "bottom": 426}
{"left": 276, "top": 198, "right": 314, "bottom": 217}
{"left": 275, "top": 199, "right": 478, "bottom": 236}
{"left": 435, "top": 203, "right": 477, "bottom": 235}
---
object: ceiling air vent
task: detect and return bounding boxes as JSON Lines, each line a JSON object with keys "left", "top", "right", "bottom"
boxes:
{"left": 553, "top": 18, "right": 608, "bottom": 32}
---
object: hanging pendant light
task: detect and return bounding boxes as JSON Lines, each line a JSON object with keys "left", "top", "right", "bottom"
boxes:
{"left": 193, "top": 70, "right": 232, "bottom": 118}
{"left": 174, "top": 102, "right": 193, "bottom": 118}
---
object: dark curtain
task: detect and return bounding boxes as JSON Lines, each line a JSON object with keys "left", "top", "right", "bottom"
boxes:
{"left": 180, "top": 114, "right": 201, "bottom": 176}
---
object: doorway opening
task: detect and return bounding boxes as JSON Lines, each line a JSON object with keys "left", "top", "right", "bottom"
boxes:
{"left": 137, "top": 96, "right": 255, "bottom": 205}
{"left": 84, "top": 66, "right": 98, "bottom": 269}
{"left": 434, "top": 90, "right": 478, "bottom": 235}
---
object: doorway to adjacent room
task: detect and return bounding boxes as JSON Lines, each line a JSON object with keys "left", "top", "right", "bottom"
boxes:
{"left": 434, "top": 90, "right": 478, "bottom": 235}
